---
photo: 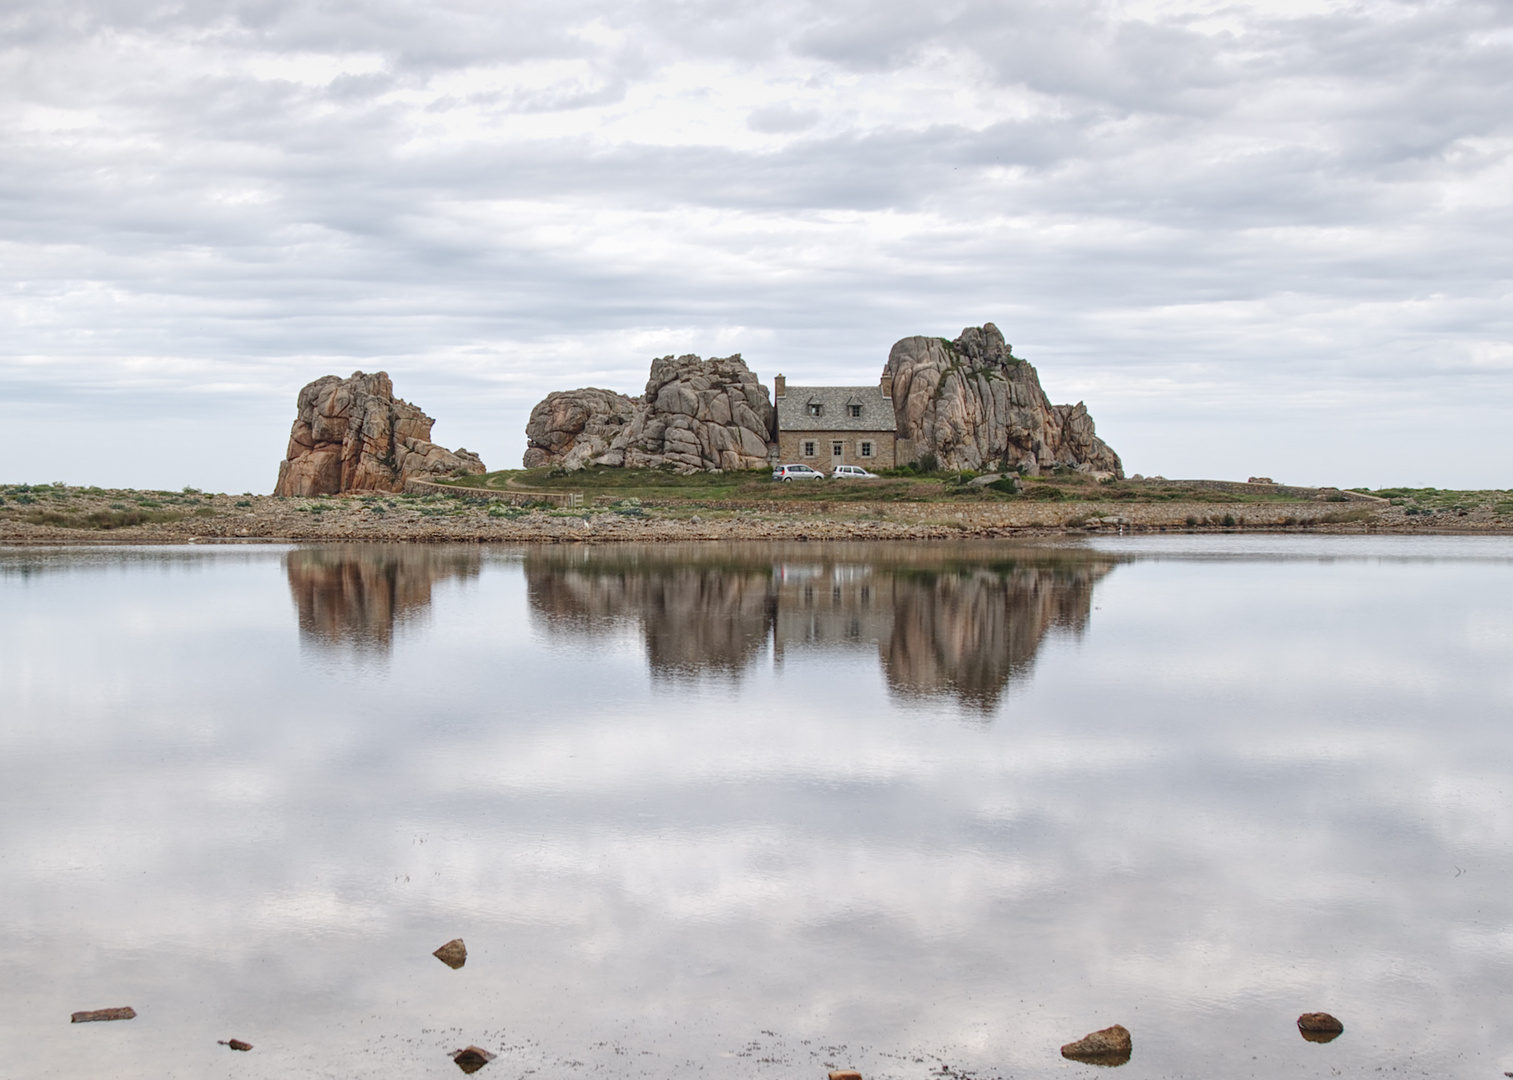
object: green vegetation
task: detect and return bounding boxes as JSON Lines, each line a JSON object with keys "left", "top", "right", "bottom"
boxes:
{"left": 17, "top": 508, "right": 187, "bottom": 530}
{"left": 435, "top": 467, "right": 1492, "bottom": 511}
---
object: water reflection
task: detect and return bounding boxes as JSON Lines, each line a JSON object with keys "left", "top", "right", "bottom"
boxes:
{"left": 284, "top": 544, "right": 481, "bottom": 651}
{"left": 5, "top": 540, "right": 1513, "bottom": 1080}
{"left": 524, "top": 544, "right": 1117, "bottom": 708}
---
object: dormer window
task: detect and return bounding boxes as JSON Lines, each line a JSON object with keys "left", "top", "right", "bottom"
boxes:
{"left": 848, "top": 404, "right": 862, "bottom": 418}
{"left": 806, "top": 401, "right": 824, "bottom": 417}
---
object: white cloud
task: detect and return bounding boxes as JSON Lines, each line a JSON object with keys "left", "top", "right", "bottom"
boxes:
{"left": 0, "top": 0, "right": 1509, "bottom": 489}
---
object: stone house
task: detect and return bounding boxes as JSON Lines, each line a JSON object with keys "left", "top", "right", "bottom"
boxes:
{"left": 772, "top": 373, "right": 898, "bottom": 471}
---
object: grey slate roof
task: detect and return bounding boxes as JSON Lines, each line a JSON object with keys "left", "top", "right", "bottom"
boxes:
{"left": 775, "top": 385, "right": 897, "bottom": 433}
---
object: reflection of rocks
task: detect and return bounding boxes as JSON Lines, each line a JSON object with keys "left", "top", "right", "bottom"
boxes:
{"left": 1060, "top": 1024, "right": 1132, "bottom": 1066}
{"left": 526, "top": 545, "right": 1117, "bottom": 706}
{"left": 881, "top": 564, "right": 1105, "bottom": 709}
{"left": 285, "top": 545, "right": 481, "bottom": 651}
{"left": 527, "top": 552, "right": 775, "bottom": 677}
{"left": 1297, "top": 1013, "right": 1343, "bottom": 1042}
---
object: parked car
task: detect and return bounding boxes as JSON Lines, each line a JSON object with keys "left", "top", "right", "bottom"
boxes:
{"left": 772, "top": 464, "right": 825, "bottom": 481}
{"left": 830, "top": 465, "right": 880, "bottom": 479}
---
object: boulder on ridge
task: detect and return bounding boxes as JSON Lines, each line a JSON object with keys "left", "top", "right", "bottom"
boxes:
{"left": 274, "top": 371, "right": 485, "bottom": 496}
{"left": 523, "top": 354, "right": 774, "bottom": 472}
{"left": 885, "top": 323, "right": 1122, "bottom": 476}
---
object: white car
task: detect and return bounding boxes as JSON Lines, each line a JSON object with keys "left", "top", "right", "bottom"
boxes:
{"left": 830, "top": 465, "right": 880, "bottom": 479}
{"left": 773, "top": 464, "right": 825, "bottom": 481}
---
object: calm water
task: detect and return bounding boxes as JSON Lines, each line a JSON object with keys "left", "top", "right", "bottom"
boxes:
{"left": 2, "top": 538, "right": 1512, "bottom": 1079}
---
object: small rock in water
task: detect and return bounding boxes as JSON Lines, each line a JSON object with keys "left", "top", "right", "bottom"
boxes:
{"left": 452, "top": 1045, "right": 495, "bottom": 1074}
{"left": 71, "top": 1007, "right": 136, "bottom": 1023}
{"left": 219, "top": 1039, "right": 253, "bottom": 1051}
{"left": 828, "top": 1071, "right": 864, "bottom": 1080}
{"left": 1060, "top": 1024, "right": 1132, "bottom": 1066}
{"left": 1297, "top": 1012, "right": 1344, "bottom": 1043}
{"left": 433, "top": 938, "right": 467, "bottom": 969}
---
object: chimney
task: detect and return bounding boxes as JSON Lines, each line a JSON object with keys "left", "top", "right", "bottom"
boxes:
{"left": 880, "top": 372, "right": 893, "bottom": 399}
{"left": 774, "top": 374, "right": 786, "bottom": 398}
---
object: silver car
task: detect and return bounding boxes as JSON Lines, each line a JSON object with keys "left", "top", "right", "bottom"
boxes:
{"left": 830, "top": 465, "right": 879, "bottom": 479}
{"left": 772, "top": 464, "right": 824, "bottom": 481}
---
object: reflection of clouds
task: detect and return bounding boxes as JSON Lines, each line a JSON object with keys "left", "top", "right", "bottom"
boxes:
{"left": 285, "top": 544, "right": 481, "bottom": 651}
{"left": 3, "top": 543, "right": 1513, "bottom": 1079}
{"left": 526, "top": 544, "right": 1117, "bottom": 707}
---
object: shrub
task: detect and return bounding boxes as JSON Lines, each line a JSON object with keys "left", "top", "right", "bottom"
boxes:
{"left": 916, "top": 452, "right": 939, "bottom": 474}
{"left": 21, "top": 508, "right": 185, "bottom": 529}
{"left": 1185, "top": 514, "right": 1198, "bottom": 526}
{"left": 1222, "top": 513, "right": 1236, "bottom": 527}
{"left": 235, "top": 500, "right": 252, "bottom": 508}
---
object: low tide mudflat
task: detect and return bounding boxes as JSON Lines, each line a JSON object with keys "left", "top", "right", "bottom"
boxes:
{"left": 3, "top": 537, "right": 1512, "bottom": 1079}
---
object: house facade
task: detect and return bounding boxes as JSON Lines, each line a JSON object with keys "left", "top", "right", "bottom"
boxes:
{"left": 772, "top": 373, "right": 898, "bottom": 471}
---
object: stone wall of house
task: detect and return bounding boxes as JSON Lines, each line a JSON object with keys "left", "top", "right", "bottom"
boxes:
{"left": 775, "top": 430, "right": 897, "bottom": 470}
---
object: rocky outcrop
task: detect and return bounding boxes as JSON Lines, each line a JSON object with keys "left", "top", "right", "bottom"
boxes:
{"left": 520, "top": 387, "right": 639, "bottom": 471}
{"left": 1060, "top": 1024, "right": 1132, "bottom": 1065}
{"left": 274, "top": 371, "right": 485, "bottom": 496}
{"left": 886, "top": 324, "right": 1122, "bottom": 476}
{"left": 523, "top": 354, "right": 774, "bottom": 472}
{"left": 1297, "top": 1013, "right": 1344, "bottom": 1043}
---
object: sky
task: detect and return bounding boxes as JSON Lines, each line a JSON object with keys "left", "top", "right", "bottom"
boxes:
{"left": 1, "top": 0, "right": 1510, "bottom": 493}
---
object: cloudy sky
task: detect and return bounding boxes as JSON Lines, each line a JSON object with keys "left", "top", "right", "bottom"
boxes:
{"left": 2, "top": 0, "right": 1509, "bottom": 491}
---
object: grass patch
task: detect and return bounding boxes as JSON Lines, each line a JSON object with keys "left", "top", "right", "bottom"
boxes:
{"left": 1317, "top": 507, "right": 1377, "bottom": 525}
{"left": 19, "top": 509, "right": 187, "bottom": 530}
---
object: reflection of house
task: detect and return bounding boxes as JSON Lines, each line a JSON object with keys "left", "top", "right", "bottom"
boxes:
{"left": 525, "top": 547, "right": 1116, "bottom": 709}
{"left": 773, "top": 373, "right": 897, "bottom": 471}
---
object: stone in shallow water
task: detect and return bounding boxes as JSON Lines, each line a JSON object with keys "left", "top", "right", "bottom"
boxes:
{"left": 828, "top": 1071, "right": 864, "bottom": 1080}
{"left": 1060, "top": 1024, "right": 1132, "bottom": 1066}
{"left": 219, "top": 1039, "right": 253, "bottom": 1051}
{"left": 70, "top": 1007, "right": 135, "bottom": 1023}
{"left": 452, "top": 1046, "right": 495, "bottom": 1074}
{"left": 433, "top": 938, "right": 467, "bottom": 969}
{"left": 1297, "top": 1012, "right": 1344, "bottom": 1042}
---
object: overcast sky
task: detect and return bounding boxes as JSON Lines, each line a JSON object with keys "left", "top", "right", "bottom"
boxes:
{"left": 2, "top": 0, "right": 1509, "bottom": 491}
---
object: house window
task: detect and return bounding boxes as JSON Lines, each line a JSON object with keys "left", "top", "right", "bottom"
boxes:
{"left": 803, "top": 441, "right": 815, "bottom": 457}
{"left": 806, "top": 402, "right": 824, "bottom": 417}
{"left": 860, "top": 441, "right": 873, "bottom": 458}
{"left": 831, "top": 441, "right": 843, "bottom": 457}
{"left": 848, "top": 404, "right": 862, "bottom": 418}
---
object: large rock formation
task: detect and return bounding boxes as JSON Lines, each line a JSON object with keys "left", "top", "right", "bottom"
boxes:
{"left": 274, "top": 371, "right": 485, "bottom": 496}
{"left": 886, "top": 324, "right": 1122, "bottom": 476}
{"left": 523, "top": 354, "right": 774, "bottom": 472}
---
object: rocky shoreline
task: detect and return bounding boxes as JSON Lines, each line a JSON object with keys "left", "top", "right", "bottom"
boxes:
{"left": 1, "top": 485, "right": 1509, "bottom": 545}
